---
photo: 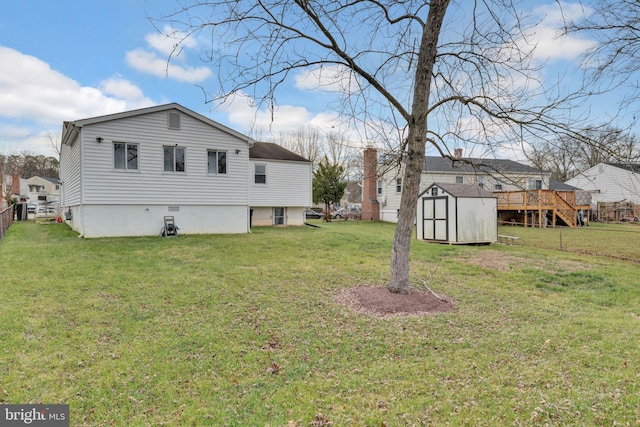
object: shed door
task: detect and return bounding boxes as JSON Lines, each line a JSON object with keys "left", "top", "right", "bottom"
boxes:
{"left": 422, "top": 197, "right": 448, "bottom": 241}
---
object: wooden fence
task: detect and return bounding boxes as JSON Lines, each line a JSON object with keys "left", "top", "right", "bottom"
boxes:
{"left": 0, "top": 205, "right": 14, "bottom": 242}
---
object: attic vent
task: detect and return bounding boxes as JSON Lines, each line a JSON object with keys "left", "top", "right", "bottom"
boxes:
{"left": 168, "top": 206, "right": 180, "bottom": 212}
{"left": 168, "top": 112, "right": 181, "bottom": 130}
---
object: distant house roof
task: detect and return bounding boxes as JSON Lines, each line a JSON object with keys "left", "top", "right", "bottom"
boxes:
{"left": 249, "top": 142, "right": 310, "bottom": 162}
{"left": 422, "top": 182, "right": 495, "bottom": 198}
{"left": 26, "top": 176, "right": 59, "bottom": 184}
{"left": 550, "top": 179, "right": 580, "bottom": 191}
{"left": 423, "top": 156, "right": 544, "bottom": 174}
{"left": 605, "top": 163, "right": 640, "bottom": 173}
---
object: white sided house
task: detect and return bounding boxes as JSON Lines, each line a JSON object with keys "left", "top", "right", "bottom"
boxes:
{"left": 249, "top": 142, "right": 312, "bottom": 226}
{"left": 60, "top": 103, "right": 311, "bottom": 237}
{"left": 565, "top": 163, "right": 640, "bottom": 206}
{"left": 378, "top": 153, "right": 550, "bottom": 223}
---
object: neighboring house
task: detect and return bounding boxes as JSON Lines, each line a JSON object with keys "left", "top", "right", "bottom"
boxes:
{"left": 377, "top": 150, "right": 551, "bottom": 223}
{"left": 60, "top": 103, "right": 311, "bottom": 237}
{"left": 26, "top": 176, "right": 60, "bottom": 203}
{"left": 248, "top": 142, "right": 312, "bottom": 226}
{"left": 1, "top": 173, "right": 19, "bottom": 207}
{"left": 566, "top": 163, "right": 640, "bottom": 220}
{"left": 338, "top": 182, "right": 362, "bottom": 209}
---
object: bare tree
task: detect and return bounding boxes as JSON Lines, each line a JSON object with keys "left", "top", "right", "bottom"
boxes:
{"left": 567, "top": 0, "right": 640, "bottom": 112}
{"left": 154, "top": 0, "right": 588, "bottom": 294}
{"left": 527, "top": 127, "right": 640, "bottom": 180}
{"left": 278, "top": 127, "right": 323, "bottom": 165}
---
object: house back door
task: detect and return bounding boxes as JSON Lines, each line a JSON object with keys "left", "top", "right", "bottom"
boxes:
{"left": 273, "top": 207, "right": 286, "bottom": 225}
{"left": 422, "top": 197, "right": 448, "bottom": 241}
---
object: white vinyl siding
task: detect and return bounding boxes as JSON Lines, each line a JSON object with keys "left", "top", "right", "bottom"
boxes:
{"left": 78, "top": 110, "right": 249, "bottom": 205}
{"left": 60, "top": 139, "right": 82, "bottom": 206}
{"left": 249, "top": 160, "right": 312, "bottom": 207}
{"left": 566, "top": 163, "right": 640, "bottom": 204}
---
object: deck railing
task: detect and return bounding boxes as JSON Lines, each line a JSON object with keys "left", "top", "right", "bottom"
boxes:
{"left": 495, "top": 190, "right": 582, "bottom": 227}
{"left": 0, "top": 205, "right": 14, "bottom": 242}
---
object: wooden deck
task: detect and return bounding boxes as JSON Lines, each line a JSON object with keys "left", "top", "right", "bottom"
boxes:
{"left": 495, "top": 190, "right": 590, "bottom": 228}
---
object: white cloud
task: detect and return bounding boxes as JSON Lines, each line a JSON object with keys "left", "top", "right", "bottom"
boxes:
{"left": 99, "top": 76, "right": 148, "bottom": 101}
{"left": 0, "top": 46, "right": 154, "bottom": 125}
{"left": 145, "top": 26, "right": 199, "bottom": 57}
{"left": 126, "top": 27, "right": 213, "bottom": 83}
{"left": 213, "top": 91, "right": 354, "bottom": 141}
{"left": 295, "top": 65, "right": 360, "bottom": 93}
{"left": 522, "top": 2, "right": 595, "bottom": 62}
{"left": 0, "top": 45, "right": 156, "bottom": 155}
{"left": 126, "top": 49, "right": 212, "bottom": 83}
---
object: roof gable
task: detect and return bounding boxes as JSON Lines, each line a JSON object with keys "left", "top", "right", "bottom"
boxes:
{"left": 62, "top": 103, "right": 252, "bottom": 145}
{"left": 249, "top": 142, "right": 310, "bottom": 162}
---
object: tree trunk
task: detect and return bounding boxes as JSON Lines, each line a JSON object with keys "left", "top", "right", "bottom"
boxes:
{"left": 388, "top": 0, "right": 450, "bottom": 294}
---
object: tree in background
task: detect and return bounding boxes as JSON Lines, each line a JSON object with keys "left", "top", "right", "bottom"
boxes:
{"left": 312, "top": 158, "right": 347, "bottom": 222}
{"left": 527, "top": 127, "right": 640, "bottom": 181}
{"left": 156, "top": 0, "right": 591, "bottom": 294}
{"left": 568, "top": 0, "right": 640, "bottom": 114}
{"left": 0, "top": 152, "right": 59, "bottom": 179}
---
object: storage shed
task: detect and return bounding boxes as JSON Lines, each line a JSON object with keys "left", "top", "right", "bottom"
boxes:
{"left": 417, "top": 182, "right": 497, "bottom": 244}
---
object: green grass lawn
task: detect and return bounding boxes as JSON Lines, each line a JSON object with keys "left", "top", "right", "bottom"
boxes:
{"left": 1, "top": 221, "right": 638, "bottom": 426}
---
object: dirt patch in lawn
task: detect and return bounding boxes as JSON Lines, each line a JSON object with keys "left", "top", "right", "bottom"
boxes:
{"left": 461, "top": 250, "right": 590, "bottom": 272}
{"left": 336, "top": 286, "right": 455, "bottom": 319}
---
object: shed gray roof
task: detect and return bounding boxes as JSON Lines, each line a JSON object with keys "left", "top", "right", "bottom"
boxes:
{"left": 249, "top": 142, "right": 310, "bottom": 162}
{"left": 421, "top": 182, "right": 496, "bottom": 198}
{"left": 424, "top": 156, "right": 544, "bottom": 174}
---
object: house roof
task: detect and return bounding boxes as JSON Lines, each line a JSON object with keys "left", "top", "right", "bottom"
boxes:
{"left": 423, "top": 156, "right": 544, "bottom": 174}
{"left": 422, "top": 182, "right": 496, "bottom": 198}
{"left": 62, "top": 103, "right": 253, "bottom": 146}
{"left": 550, "top": 179, "right": 580, "bottom": 191}
{"left": 249, "top": 142, "right": 310, "bottom": 162}
{"left": 605, "top": 163, "right": 640, "bottom": 173}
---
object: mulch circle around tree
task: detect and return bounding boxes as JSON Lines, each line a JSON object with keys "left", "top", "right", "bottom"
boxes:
{"left": 335, "top": 285, "right": 455, "bottom": 319}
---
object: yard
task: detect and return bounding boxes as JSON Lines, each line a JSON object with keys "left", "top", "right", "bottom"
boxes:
{"left": 0, "top": 220, "right": 638, "bottom": 426}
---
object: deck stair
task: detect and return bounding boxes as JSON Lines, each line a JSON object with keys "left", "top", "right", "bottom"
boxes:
{"left": 495, "top": 190, "right": 587, "bottom": 228}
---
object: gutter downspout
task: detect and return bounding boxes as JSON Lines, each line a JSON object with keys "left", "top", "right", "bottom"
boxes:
{"left": 247, "top": 139, "right": 255, "bottom": 233}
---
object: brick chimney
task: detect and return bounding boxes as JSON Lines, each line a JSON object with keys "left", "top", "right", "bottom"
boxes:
{"left": 361, "top": 147, "right": 380, "bottom": 220}
{"left": 11, "top": 173, "right": 21, "bottom": 197}
{"left": 454, "top": 148, "right": 463, "bottom": 159}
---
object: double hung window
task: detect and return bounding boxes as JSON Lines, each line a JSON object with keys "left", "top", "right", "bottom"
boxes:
{"left": 208, "top": 150, "right": 227, "bottom": 175}
{"left": 114, "top": 143, "right": 138, "bottom": 171}
{"left": 255, "top": 164, "right": 266, "bottom": 184}
{"left": 164, "top": 146, "right": 185, "bottom": 172}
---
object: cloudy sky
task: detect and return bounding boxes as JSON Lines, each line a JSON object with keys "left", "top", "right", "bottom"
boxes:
{"left": 0, "top": 0, "right": 620, "bottom": 158}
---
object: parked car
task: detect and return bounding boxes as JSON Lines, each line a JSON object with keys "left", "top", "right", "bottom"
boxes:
{"left": 27, "top": 202, "right": 38, "bottom": 213}
{"left": 331, "top": 207, "right": 361, "bottom": 219}
{"left": 304, "top": 209, "right": 324, "bottom": 219}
